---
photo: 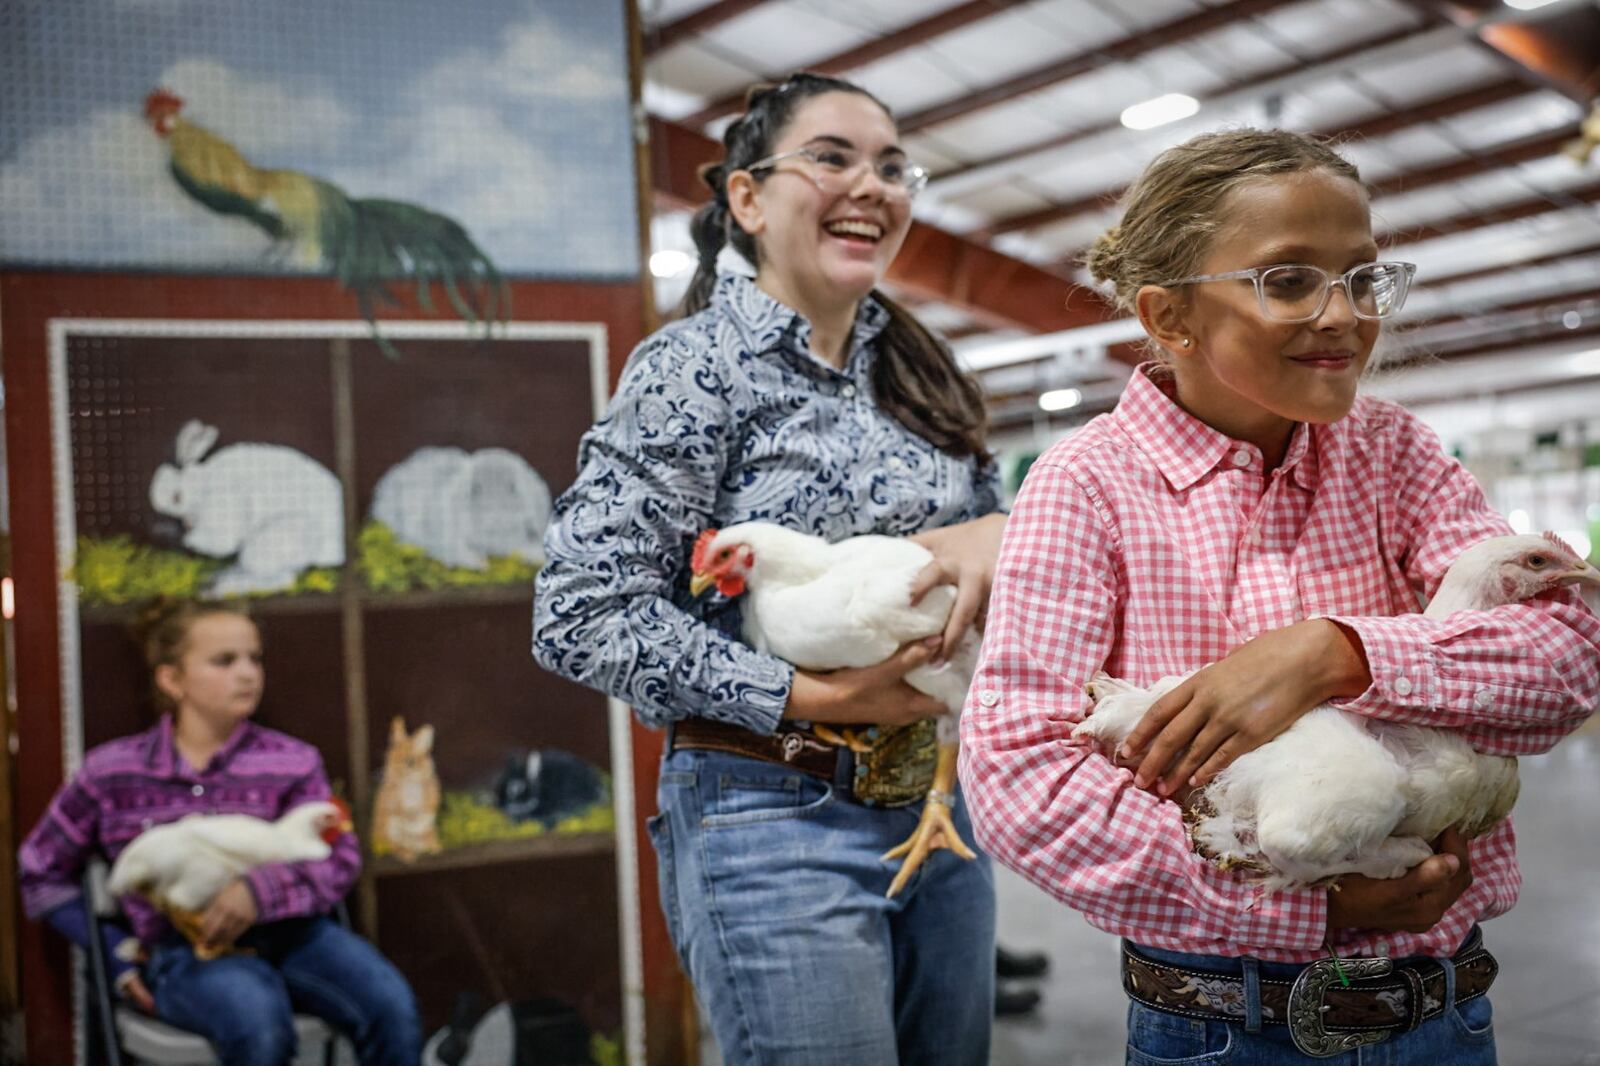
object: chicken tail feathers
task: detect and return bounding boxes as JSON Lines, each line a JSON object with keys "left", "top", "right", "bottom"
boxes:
{"left": 315, "top": 187, "right": 511, "bottom": 359}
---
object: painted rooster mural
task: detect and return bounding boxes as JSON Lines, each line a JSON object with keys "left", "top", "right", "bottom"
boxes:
{"left": 144, "top": 88, "right": 507, "bottom": 356}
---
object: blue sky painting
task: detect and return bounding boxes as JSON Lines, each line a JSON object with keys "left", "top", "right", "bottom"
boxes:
{"left": 0, "top": 0, "right": 639, "bottom": 279}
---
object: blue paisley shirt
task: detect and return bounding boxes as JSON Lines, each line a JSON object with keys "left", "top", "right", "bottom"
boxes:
{"left": 532, "top": 274, "right": 1001, "bottom": 735}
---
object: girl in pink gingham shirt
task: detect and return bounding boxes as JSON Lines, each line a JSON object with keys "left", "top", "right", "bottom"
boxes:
{"left": 960, "top": 130, "right": 1600, "bottom": 1063}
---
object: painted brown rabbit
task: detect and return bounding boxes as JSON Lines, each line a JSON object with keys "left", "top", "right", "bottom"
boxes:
{"left": 371, "top": 717, "right": 442, "bottom": 862}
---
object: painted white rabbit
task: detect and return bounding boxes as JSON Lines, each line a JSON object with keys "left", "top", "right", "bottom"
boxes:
{"left": 149, "top": 420, "right": 344, "bottom": 595}
{"left": 370, "top": 446, "right": 551, "bottom": 569}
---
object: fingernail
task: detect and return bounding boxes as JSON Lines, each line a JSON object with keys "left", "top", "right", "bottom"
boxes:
{"left": 1188, "top": 774, "right": 1200, "bottom": 787}
{"left": 1117, "top": 745, "right": 1131, "bottom": 760}
{"left": 1133, "top": 773, "right": 1147, "bottom": 789}
{"left": 923, "top": 635, "right": 942, "bottom": 648}
{"left": 1443, "top": 855, "right": 1460, "bottom": 874}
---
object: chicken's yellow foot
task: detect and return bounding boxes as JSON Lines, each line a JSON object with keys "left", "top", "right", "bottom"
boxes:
{"left": 164, "top": 904, "right": 247, "bottom": 961}
{"left": 882, "top": 742, "right": 975, "bottom": 898}
{"left": 811, "top": 725, "right": 876, "bottom": 753}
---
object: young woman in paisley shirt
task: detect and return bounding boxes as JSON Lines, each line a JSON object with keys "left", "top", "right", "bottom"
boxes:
{"left": 534, "top": 73, "right": 1005, "bottom": 1065}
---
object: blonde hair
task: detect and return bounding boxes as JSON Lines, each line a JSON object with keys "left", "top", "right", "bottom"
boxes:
{"left": 1084, "top": 128, "right": 1363, "bottom": 317}
{"left": 132, "top": 598, "right": 253, "bottom": 714}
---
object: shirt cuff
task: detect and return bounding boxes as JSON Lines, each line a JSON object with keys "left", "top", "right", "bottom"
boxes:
{"left": 1316, "top": 613, "right": 1440, "bottom": 717}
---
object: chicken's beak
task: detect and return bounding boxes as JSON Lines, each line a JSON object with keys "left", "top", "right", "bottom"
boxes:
{"left": 338, "top": 818, "right": 354, "bottom": 833}
{"left": 689, "top": 572, "right": 715, "bottom": 597}
{"left": 1558, "top": 561, "right": 1600, "bottom": 589}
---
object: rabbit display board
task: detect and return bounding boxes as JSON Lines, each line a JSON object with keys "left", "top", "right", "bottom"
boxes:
{"left": 373, "top": 716, "right": 443, "bottom": 862}
{"left": 149, "top": 419, "right": 344, "bottom": 595}
{"left": 371, "top": 446, "right": 552, "bottom": 570}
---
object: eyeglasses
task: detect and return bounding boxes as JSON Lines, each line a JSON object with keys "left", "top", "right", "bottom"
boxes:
{"left": 745, "top": 143, "right": 930, "bottom": 200}
{"left": 1158, "top": 261, "right": 1417, "bottom": 323}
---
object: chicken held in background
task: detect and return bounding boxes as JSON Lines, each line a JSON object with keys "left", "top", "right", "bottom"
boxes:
{"left": 690, "top": 522, "right": 979, "bottom": 898}
{"left": 107, "top": 799, "right": 352, "bottom": 959}
{"left": 1073, "top": 533, "right": 1600, "bottom": 890}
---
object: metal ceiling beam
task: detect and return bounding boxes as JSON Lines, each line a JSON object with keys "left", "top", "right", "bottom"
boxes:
{"left": 1380, "top": 180, "right": 1600, "bottom": 245}
{"left": 940, "top": 41, "right": 1513, "bottom": 186}
{"left": 1431, "top": 316, "right": 1600, "bottom": 362}
{"left": 647, "top": 115, "right": 1118, "bottom": 336}
{"left": 680, "top": 0, "right": 1032, "bottom": 129}
{"left": 1004, "top": 122, "right": 1574, "bottom": 240}
{"left": 1398, "top": 0, "right": 1600, "bottom": 104}
{"left": 1369, "top": 126, "right": 1577, "bottom": 196}
{"left": 1425, "top": 235, "right": 1600, "bottom": 287}
{"left": 897, "top": 0, "right": 1303, "bottom": 135}
{"left": 645, "top": 0, "right": 774, "bottom": 56}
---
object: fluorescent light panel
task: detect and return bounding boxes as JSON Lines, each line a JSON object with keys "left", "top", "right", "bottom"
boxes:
{"left": 1120, "top": 93, "right": 1199, "bottom": 131}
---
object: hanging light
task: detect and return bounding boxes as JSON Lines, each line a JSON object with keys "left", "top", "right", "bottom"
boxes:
{"left": 1120, "top": 93, "right": 1200, "bottom": 131}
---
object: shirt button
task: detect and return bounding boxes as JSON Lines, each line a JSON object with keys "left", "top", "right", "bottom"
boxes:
{"left": 841, "top": 383, "right": 857, "bottom": 399}
{"left": 1393, "top": 677, "right": 1413, "bottom": 696}
{"left": 1474, "top": 689, "right": 1494, "bottom": 709}
{"left": 1231, "top": 450, "right": 1250, "bottom": 467}
{"left": 191, "top": 784, "right": 205, "bottom": 797}
{"left": 979, "top": 689, "right": 1000, "bottom": 707}
{"left": 887, "top": 456, "right": 906, "bottom": 473}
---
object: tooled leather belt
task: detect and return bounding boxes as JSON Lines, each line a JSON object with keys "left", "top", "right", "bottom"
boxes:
{"left": 1122, "top": 931, "right": 1497, "bottom": 1058}
{"left": 667, "top": 716, "right": 939, "bottom": 808}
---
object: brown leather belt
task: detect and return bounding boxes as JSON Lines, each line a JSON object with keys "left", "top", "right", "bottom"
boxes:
{"left": 669, "top": 716, "right": 842, "bottom": 780}
{"left": 1122, "top": 931, "right": 1497, "bottom": 1058}
{"left": 667, "top": 717, "right": 941, "bottom": 807}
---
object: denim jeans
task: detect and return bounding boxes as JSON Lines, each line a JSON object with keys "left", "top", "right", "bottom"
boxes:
{"left": 1125, "top": 937, "right": 1497, "bottom": 1065}
{"left": 649, "top": 747, "right": 995, "bottom": 1066}
{"left": 145, "top": 915, "right": 422, "bottom": 1066}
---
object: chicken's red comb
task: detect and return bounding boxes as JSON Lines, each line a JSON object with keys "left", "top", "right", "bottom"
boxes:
{"left": 144, "top": 88, "right": 184, "bottom": 119}
{"left": 691, "top": 529, "right": 719, "bottom": 573}
{"left": 1542, "top": 530, "right": 1580, "bottom": 558}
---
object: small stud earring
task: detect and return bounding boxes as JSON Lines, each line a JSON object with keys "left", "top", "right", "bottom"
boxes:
{"left": 1180, "top": 338, "right": 1192, "bottom": 348}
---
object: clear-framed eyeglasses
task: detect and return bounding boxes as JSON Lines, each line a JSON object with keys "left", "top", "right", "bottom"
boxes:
{"left": 1157, "top": 261, "right": 1418, "bottom": 323}
{"left": 745, "top": 143, "right": 930, "bottom": 200}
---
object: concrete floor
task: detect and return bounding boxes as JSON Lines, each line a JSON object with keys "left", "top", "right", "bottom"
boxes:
{"left": 992, "top": 721, "right": 1600, "bottom": 1066}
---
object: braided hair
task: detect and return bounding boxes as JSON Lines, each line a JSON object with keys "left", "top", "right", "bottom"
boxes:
{"left": 682, "top": 72, "right": 990, "bottom": 463}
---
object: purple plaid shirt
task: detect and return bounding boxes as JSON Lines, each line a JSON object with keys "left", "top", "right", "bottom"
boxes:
{"left": 18, "top": 716, "right": 360, "bottom": 944}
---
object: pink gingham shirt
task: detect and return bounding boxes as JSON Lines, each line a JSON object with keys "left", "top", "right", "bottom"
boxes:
{"left": 960, "top": 365, "right": 1600, "bottom": 962}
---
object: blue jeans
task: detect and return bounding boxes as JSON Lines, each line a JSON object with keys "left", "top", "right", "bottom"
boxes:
{"left": 1125, "top": 939, "right": 1497, "bottom": 1065}
{"left": 145, "top": 915, "right": 422, "bottom": 1066}
{"left": 649, "top": 747, "right": 995, "bottom": 1066}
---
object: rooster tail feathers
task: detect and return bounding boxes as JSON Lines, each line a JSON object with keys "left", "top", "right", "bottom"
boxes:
{"left": 313, "top": 187, "right": 509, "bottom": 359}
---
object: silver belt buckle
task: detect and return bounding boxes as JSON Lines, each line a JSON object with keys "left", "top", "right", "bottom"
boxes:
{"left": 1287, "top": 956, "right": 1394, "bottom": 1058}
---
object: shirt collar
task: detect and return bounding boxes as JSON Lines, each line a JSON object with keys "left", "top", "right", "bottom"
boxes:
{"left": 1114, "top": 363, "right": 1319, "bottom": 491}
{"left": 147, "top": 713, "right": 256, "bottom": 778}
{"left": 713, "top": 273, "right": 889, "bottom": 375}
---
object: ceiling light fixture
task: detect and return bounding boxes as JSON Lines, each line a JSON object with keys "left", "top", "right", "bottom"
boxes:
{"left": 1039, "top": 387, "right": 1083, "bottom": 412}
{"left": 1120, "top": 93, "right": 1200, "bottom": 131}
{"left": 1502, "top": 0, "right": 1561, "bottom": 10}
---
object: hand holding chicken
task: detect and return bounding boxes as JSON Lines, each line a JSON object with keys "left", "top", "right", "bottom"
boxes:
{"left": 1072, "top": 533, "right": 1600, "bottom": 890}
{"left": 690, "top": 522, "right": 983, "bottom": 896}
{"left": 107, "top": 799, "right": 352, "bottom": 958}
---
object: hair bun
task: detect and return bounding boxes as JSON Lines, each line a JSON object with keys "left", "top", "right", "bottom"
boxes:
{"left": 1084, "top": 225, "right": 1123, "bottom": 285}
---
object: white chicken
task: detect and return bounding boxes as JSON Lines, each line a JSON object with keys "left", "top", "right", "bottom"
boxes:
{"left": 107, "top": 799, "right": 351, "bottom": 957}
{"left": 1072, "top": 533, "right": 1600, "bottom": 889}
{"left": 690, "top": 522, "right": 980, "bottom": 897}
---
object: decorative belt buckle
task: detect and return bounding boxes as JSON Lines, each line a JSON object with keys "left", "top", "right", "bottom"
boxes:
{"left": 1287, "top": 956, "right": 1393, "bottom": 1058}
{"left": 854, "top": 718, "right": 938, "bottom": 806}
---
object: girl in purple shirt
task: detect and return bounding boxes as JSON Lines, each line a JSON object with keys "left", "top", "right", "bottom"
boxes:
{"left": 19, "top": 600, "right": 420, "bottom": 1066}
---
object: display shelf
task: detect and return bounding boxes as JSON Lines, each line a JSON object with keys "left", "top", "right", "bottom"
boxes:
{"left": 369, "top": 830, "right": 615, "bottom": 877}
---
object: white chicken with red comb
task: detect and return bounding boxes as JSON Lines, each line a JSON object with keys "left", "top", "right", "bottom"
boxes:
{"left": 107, "top": 798, "right": 353, "bottom": 958}
{"left": 1072, "top": 533, "right": 1600, "bottom": 889}
{"left": 690, "top": 522, "right": 980, "bottom": 896}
